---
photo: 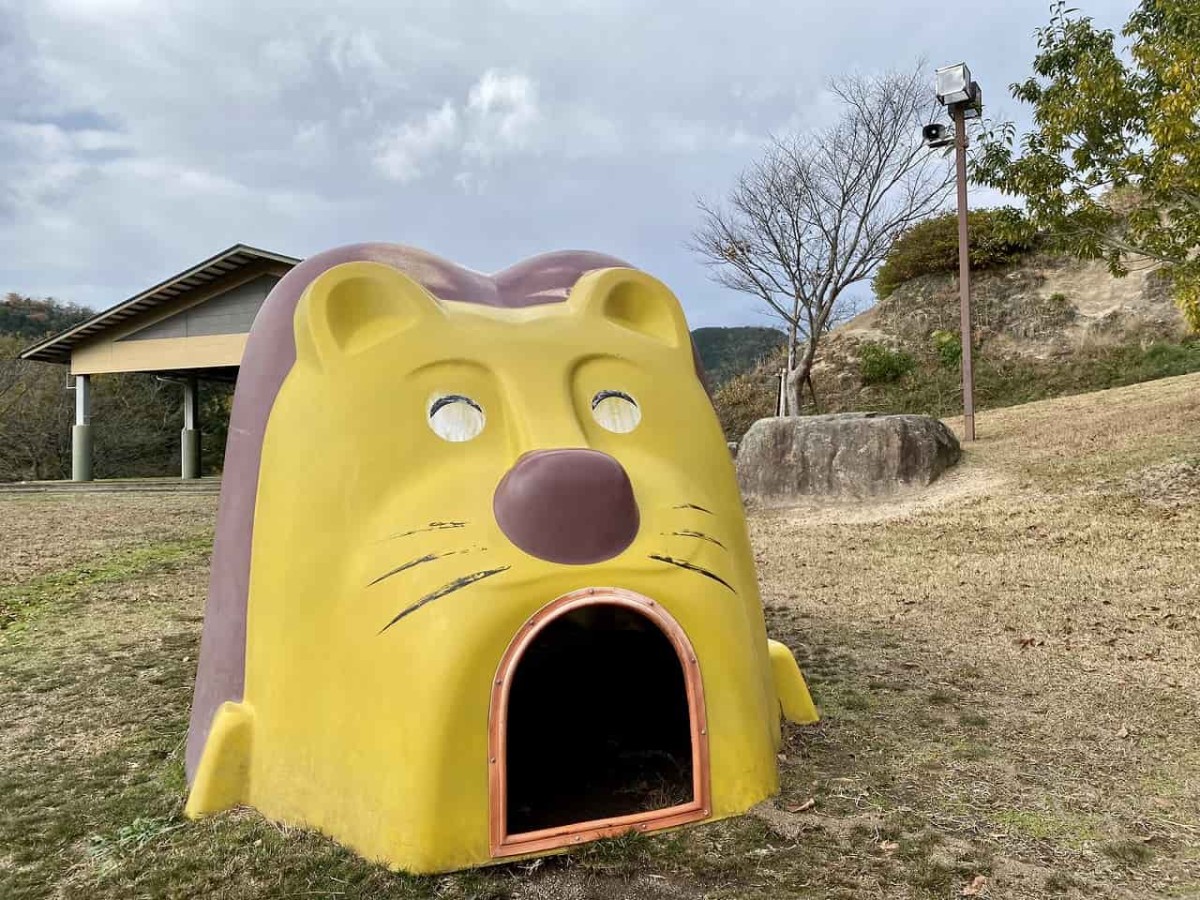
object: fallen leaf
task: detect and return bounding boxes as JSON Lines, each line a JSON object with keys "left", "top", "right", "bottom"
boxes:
{"left": 961, "top": 875, "right": 987, "bottom": 896}
{"left": 785, "top": 798, "right": 816, "bottom": 813}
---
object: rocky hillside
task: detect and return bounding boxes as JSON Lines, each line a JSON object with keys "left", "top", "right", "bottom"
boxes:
{"left": 715, "top": 253, "right": 1200, "bottom": 438}
{"left": 840, "top": 253, "right": 1180, "bottom": 357}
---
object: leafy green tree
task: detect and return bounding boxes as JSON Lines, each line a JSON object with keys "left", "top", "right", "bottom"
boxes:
{"left": 974, "top": 0, "right": 1200, "bottom": 329}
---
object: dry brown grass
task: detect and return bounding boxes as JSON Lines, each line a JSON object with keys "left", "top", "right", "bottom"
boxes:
{"left": 0, "top": 493, "right": 217, "bottom": 587}
{"left": 754, "top": 371, "right": 1200, "bottom": 897}
{"left": 1, "top": 373, "right": 1198, "bottom": 899}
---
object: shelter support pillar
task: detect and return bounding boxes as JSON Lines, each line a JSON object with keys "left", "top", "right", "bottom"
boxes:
{"left": 72, "top": 374, "right": 93, "bottom": 482}
{"left": 182, "top": 376, "right": 200, "bottom": 480}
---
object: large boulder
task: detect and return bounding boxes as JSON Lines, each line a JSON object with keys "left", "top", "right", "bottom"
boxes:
{"left": 736, "top": 413, "right": 961, "bottom": 504}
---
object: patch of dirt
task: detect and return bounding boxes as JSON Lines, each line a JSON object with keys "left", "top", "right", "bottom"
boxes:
{"left": 1123, "top": 458, "right": 1200, "bottom": 508}
{"left": 748, "top": 460, "right": 1006, "bottom": 526}
{"left": 512, "top": 871, "right": 690, "bottom": 900}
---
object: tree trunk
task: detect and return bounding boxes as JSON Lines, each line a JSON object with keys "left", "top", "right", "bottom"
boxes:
{"left": 785, "top": 366, "right": 802, "bottom": 416}
{"left": 788, "top": 338, "right": 820, "bottom": 414}
{"left": 783, "top": 318, "right": 800, "bottom": 416}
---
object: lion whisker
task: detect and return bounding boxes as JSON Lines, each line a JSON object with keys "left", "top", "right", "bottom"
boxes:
{"left": 664, "top": 530, "right": 726, "bottom": 551}
{"left": 373, "top": 521, "right": 468, "bottom": 544}
{"left": 368, "top": 549, "right": 477, "bottom": 587}
{"left": 378, "top": 566, "right": 511, "bottom": 633}
{"left": 648, "top": 554, "right": 735, "bottom": 593}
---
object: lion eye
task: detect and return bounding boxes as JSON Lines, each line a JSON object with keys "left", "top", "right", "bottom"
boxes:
{"left": 428, "top": 394, "right": 485, "bottom": 442}
{"left": 591, "top": 390, "right": 640, "bottom": 434}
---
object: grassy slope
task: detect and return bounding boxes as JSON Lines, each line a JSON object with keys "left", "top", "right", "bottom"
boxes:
{"left": 830, "top": 338, "right": 1200, "bottom": 421}
{"left": 714, "top": 336, "right": 1200, "bottom": 441}
{"left": 2, "top": 376, "right": 1199, "bottom": 898}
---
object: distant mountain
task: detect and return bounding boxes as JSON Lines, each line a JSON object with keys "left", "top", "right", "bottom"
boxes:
{"left": 691, "top": 326, "right": 786, "bottom": 386}
{"left": 0, "top": 294, "right": 92, "bottom": 341}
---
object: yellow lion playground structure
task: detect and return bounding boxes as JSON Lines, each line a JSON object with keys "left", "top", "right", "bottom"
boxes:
{"left": 184, "top": 244, "right": 819, "bottom": 874}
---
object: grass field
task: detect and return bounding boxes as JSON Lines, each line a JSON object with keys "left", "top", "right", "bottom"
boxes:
{"left": 2, "top": 373, "right": 1198, "bottom": 899}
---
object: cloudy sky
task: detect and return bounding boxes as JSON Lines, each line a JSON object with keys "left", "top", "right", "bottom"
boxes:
{"left": 1, "top": 0, "right": 1135, "bottom": 327}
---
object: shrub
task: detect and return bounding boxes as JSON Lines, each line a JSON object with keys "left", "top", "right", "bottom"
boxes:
{"left": 873, "top": 207, "right": 1039, "bottom": 298}
{"left": 930, "top": 329, "right": 962, "bottom": 368}
{"left": 858, "top": 342, "right": 915, "bottom": 385}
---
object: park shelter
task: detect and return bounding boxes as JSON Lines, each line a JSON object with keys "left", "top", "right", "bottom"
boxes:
{"left": 19, "top": 245, "right": 299, "bottom": 481}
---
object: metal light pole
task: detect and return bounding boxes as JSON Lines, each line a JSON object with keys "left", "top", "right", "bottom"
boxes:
{"left": 952, "top": 103, "right": 976, "bottom": 441}
{"left": 931, "top": 63, "right": 983, "bottom": 442}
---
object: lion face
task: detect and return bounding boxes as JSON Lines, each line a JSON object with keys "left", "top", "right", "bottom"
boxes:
{"left": 188, "top": 254, "right": 786, "bottom": 874}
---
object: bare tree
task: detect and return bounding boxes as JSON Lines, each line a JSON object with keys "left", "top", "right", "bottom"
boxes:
{"left": 692, "top": 65, "right": 954, "bottom": 414}
{"left": 0, "top": 336, "right": 74, "bottom": 481}
{"left": 0, "top": 335, "right": 201, "bottom": 481}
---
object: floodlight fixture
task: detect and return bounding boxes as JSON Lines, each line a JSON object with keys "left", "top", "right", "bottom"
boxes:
{"left": 961, "top": 87, "right": 983, "bottom": 118}
{"left": 936, "top": 63, "right": 973, "bottom": 106}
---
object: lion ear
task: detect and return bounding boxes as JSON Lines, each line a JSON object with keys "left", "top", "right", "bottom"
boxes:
{"left": 567, "top": 268, "right": 691, "bottom": 350}
{"left": 295, "top": 261, "right": 442, "bottom": 367}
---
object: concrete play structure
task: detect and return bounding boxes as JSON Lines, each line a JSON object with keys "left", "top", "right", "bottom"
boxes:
{"left": 184, "top": 244, "right": 818, "bottom": 873}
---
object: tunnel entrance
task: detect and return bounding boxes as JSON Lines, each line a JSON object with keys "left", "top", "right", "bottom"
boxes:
{"left": 491, "top": 591, "right": 709, "bottom": 853}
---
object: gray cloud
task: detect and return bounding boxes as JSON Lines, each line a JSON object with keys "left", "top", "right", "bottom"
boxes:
{"left": 1, "top": 0, "right": 1136, "bottom": 327}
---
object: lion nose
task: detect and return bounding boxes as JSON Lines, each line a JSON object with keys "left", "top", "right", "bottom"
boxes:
{"left": 493, "top": 449, "right": 639, "bottom": 564}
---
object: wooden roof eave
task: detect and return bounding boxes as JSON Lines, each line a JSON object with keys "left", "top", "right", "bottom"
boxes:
{"left": 18, "top": 244, "right": 300, "bottom": 365}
